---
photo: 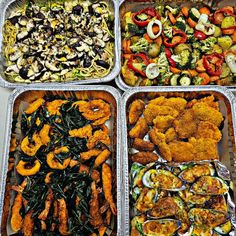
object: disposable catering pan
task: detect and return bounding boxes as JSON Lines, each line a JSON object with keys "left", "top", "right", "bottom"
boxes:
{"left": 121, "top": 86, "right": 236, "bottom": 235}
{"left": 116, "top": 0, "right": 236, "bottom": 91}
{"left": 0, "top": 85, "right": 122, "bottom": 236}
{"left": 0, "top": 0, "right": 120, "bottom": 88}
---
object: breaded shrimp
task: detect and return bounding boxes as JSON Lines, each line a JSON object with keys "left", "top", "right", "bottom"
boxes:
{"left": 153, "top": 115, "right": 175, "bottom": 132}
{"left": 22, "top": 211, "right": 34, "bottom": 236}
{"left": 11, "top": 193, "right": 23, "bottom": 232}
{"left": 80, "top": 149, "right": 102, "bottom": 161}
{"left": 90, "top": 181, "right": 103, "bottom": 228}
{"left": 91, "top": 170, "right": 101, "bottom": 183}
{"left": 132, "top": 138, "right": 155, "bottom": 152}
{"left": 58, "top": 198, "right": 69, "bottom": 235}
{"left": 38, "top": 188, "right": 54, "bottom": 220}
{"left": 87, "top": 130, "right": 111, "bottom": 149}
{"left": 165, "top": 128, "right": 177, "bottom": 143}
{"left": 131, "top": 152, "right": 159, "bottom": 164}
{"left": 25, "top": 98, "right": 45, "bottom": 114}
{"left": 128, "top": 99, "right": 145, "bottom": 124}
{"left": 39, "top": 124, "right": 51, "bottom": 145}
{"left": 69, "top": 124, "right": 93, "bottom": 138}
{"left": 46, "top": 100, "right": 68, "bottom": 116}
{"left": 102, "top": 163, "right": 117, "bottom": 215}
{"left": 129, "top": 117, "right": 149, "bottom": 139}
{"left": 157, "top": 142, "right": 172, "bottom": 162}
{"left": 94, "top": 149, "right": 111, "bottom": 167}
{"left": 149, "top": 128, "right": 166, "bottom": 145}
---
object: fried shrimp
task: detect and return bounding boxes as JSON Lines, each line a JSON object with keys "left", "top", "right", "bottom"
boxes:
{"left": 91, "top": 170, "right": 101, "bottom": 183}
{"left": 58, "top": 198, "right": 69, "bottom": 235}
{"left": 153, "top": 115, "right": 175, "bottom": 132}
{"left": 46, "top": 100, "right": 68, "bottom": 116}
{"left": 94, "top": 149, "right": 111, "bottom": 167}
{"left": 90, "top": 181, "right": 103, "bottom": 228}
{"left": 22, "top": 211, "right": 34, "bottom": 236}
{"left": 21, "top": 133, "right": 42, "bottom": 156}
{"left": 132, "top": 138, "right": 155, "bottom": 152}
{"left": 11, "top": 193, "right": 23, "bottom": 232}
{"left": 39, "top": 124, "right": 51, "bottom": 145}
{"left": 102, "top": 163, "right": 117, "bottom": 215}
{"left": 131, "top": 152, "right": 159, "bottom": 164}
{"left": 69, "top": 124, "right": 93, "bottom": 138}
{"left": 46, "top": 147, "right": 71, "bottom": 170}
{"left": 149, "top": 128, "right": 166, "bottom": 145}
{"left": 129, "top": 117, "right": 149, "bottom": 139}
{"left": 80, "top": 149, "right": 102, "bottom": 161}
{"left": 79, "top": 164, "right": 90, "bottom": 174}
{"left": 38, "top": 188, "right": 54, "bottom": 220}
{"left": 87, "top": 130, "right": 111, "bottom": 149}
{"left": 129, "top": 99, "right": 145, "bottom": 124}
{"left": 25, "top": 98, "right": 45, "bottom": 114}
{"left": 77, "top": 99, "right": 111, "bottom": 125}
{"left": 16, "top": 160, "right": 41, "bottom": 176}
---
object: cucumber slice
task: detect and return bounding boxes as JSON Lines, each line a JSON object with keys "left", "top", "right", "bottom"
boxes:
{"left": 170, "top": 74, "right": 179, "bottom": 86}
{"left": 189, "top": 8, "right": 200, "bottom": 22}
{"left": 179, "top": 76, "right": 191, "bottom": 86}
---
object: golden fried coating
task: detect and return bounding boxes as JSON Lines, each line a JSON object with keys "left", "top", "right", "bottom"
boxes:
{"left": 46, "top": 100, "right": 68, "bottom": 116}
{"left": 38, "top": 189, "right": 54, "bottom": 221}
{"left": 173, "top": 109, "right": 198, "bottom": 139}
{"left": 21, "top": 133, "right": 42, "bottom": 156}
{"left": 87, "top": 130, "right": 111, "bottom": 149}
{"left": 25, "top": 98, "right": 45, "bottom": 114}
{"left": 129, "top": 117, "right": 149, "bottom": 139}
{"left": 58, "top": 198, "right": 69, "bottom": 235}
{"left": 22, "top": 211, "right": 34, "bottom": 236}
{"left": 102, "top": 163, "right": 117, "bottom": 215}
{"left": 189, "top": 138, "right": 219, "bottom": 161}
{"left": 94, "top": 149, "right": 111, "bottom": 167}
{"left": 131, "top": 152, "right": 159, "bottom": 164}
{"left": 196, "top": 121, "right": 222, "bottom": 142}
{"left": 144, "top": 104, "right": 179, "bottom": 124}
{"left": 157, "top": 142, "right": 172, "bottom": 162}
{"left": 91, "top": 170, "right": 101, "bottom": 183}
{"left": 79, "top": 164, "right": 90, "bottom": 174}
{"left": 80, "top": 149, "right": 102, "bottom": 161}
{"left": 192, "top": 103, "right": 224, "bottom": 127}
{"left": 149, "top": 128, "right": 166, "bottom": 145}
{"left": 187, "top": 95, "right": 219, "bottom": 110}
{"left": 11, "top": 193, "right": 23, "bottom": 232}
{"left": 132, "top": 138, "right": 155, "bottom": 152}
{"left": 39, "top": 124, "right": 51, "bottom": 145}
{"left": 148, "top": 96, "right": 166, "bottom": 106}
{"left": 153, "top": 115, "right": 175, "bottom": 132}
{"left": 69, "top": 124, "right": 93, "bottom": 138}
{"left": 1, "top": 182, "right": 11, "bottom": 232}
{"left": 165, "top": 128, "right": 177, "bottom": 143}
{"left": 168, "top": 141, "right": 195, "bottom": 162}
{"left": 90, "top": 181, "right": 103, "bottom": 228}
{"left": 129, "top": 99, "right": 145, "bottom": 124}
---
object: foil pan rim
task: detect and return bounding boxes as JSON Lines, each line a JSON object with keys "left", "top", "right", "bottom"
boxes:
{"left": 0, "top": 85, "right": 122, "bottom": 236}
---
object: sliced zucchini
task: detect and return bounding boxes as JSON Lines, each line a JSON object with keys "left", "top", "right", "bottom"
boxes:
{"left": 220, "top": 63, "right": 231, "bottom": 78}
{"left": 189, "top": 8, "right": 200, "bottom": 22}
{"left": 179, "top": 76, "right": 191, "bottom": 86}
{"left": 170, "top": 74, "right": 179, "bottom": 86}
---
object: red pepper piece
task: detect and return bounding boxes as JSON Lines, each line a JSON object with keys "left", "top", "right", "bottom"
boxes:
{"left": 165, "top": 48, "right": 176, "bottom": 67}
{"left": 213, "top": 7, "right": 236, "bottom": 24}
{"left": 132, "top": 7, "right": 161, "bottom": 27}
{"left": 127, "top": 53, "right": 150, "bottom": 77}
{"left": 194, "top": 30, "right": 207, "bottom": 40}
{"left": 163, "top": 28, "right": 187, "bottom": 48}
{"left": 203, "top": 53, "right": 224, "bottom": 76}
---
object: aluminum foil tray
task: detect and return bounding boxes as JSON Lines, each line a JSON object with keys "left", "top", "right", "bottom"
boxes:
{"left": 0, "top": 0, "right": 120, "bottom": 88}
{"left": 121, "top": 86, "right": 236, "bottom": 235}
{"left": 116, "top": 0, "right": 236, "bottom": 91}
{"left": 0, "top": 85, "right": 122, "bottom": 236}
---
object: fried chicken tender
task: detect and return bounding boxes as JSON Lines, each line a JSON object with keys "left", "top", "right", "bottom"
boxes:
{"left": 69, "top": 124, "right": 92, "bottom": 138}
{"left": 187, "top": 95, "right": 219, "bottom": 110}
{"left": 153, "top": 115, "right": 175, "bottom": 132}
{"left": 102, "top": 163, "right": 117, "bottom": 215}
{"left": 129, "top": 99, "right": 145, "bottom": 124}
{"left": 144, "top": 104, "right": 179, "bottom": 124}
{"left": 23, "top": 211, "right": 34, "bottom": 236}
{"left": 165, "top": 128, "right": 177, "bottom": 143}
{"left": 131, "top": 152, "right": 159, "bottom": 164}
{"left": 173, "top": 109, "right": 198, "bottom": 139}
{"left": 94, "top": 149, "right": 111, "bottom": 167}
{"left": 38, "top": 188, "right": 54, "bottom": 220}
{"left": 129, "top": 117, "right": 149, "bottom": 139}
{"left": 149, "top": 128, "right": 166, "bottom": 145}
{"left": 196, "top": 121, "right": 222, "bottom": 142}
{"left": 168, "top": 141, "right": 195, "bottom": 162}
{"left": 87, "top": 130, "right": 111, "bottom": 149}
{"left": 157, "top": 142, "right": 172, "bottom": 162}
{"left": 11, "top": 193, "right": 23, "bottom": 232}
{"left": 58, "top": 198, "right": 69, "bottom": 235}
{"left": 90, "top": 181, "right": 103, "bottom": 228}
{"left": 189, "top": 138, "right": 219, "bottom": 161}
{"left": 80, "top": 149, "right": 102, "bottom": 161}
{"left": 192, "top": 103, "right": 224, "bottom": 127}
{"left": 148, "top": 96, "right": 166, "bottom": 105}
{"left": 132, "top": 138, "right": 155, "bottom": 151}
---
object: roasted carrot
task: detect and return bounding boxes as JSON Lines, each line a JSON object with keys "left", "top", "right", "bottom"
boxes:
{"left": 210, "top": 76, "right": 220, "bottom": 82}
{"left": 181, "top": 6, "right": 189, "bottom": 18}
{"left": 144, "top": 33, "right": 154, "bottom": 43}
{"left": 196, "top": 59, "right": 206, "bottom": 73}
{"left": 170, "top": 66, "right": 181, "bottom": 74}
{"left": 122, "top": 39, "right": 132, "bottom": 53}
{"left": 199, "top": 73, "right": 210, "bottom": 85}
{"left": 188, "top": 69, "right": 198, "bottom": 77}
{"left": 199, "top": 7, "right": 211, "bottom": 16}
{"left": 232, "top": 30, "right": 236, "bottom": 43}
{"left": 222, "top": 28, "right": 235, "bottom": 35}
{"left": 168, "top": 12, "right": 177, "bottom": 25}
{"left": 187, "top": 17, "right": 197, "bottom": 28}
{"left": 123, "top": 54, "right": 132, "bottom": 60}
